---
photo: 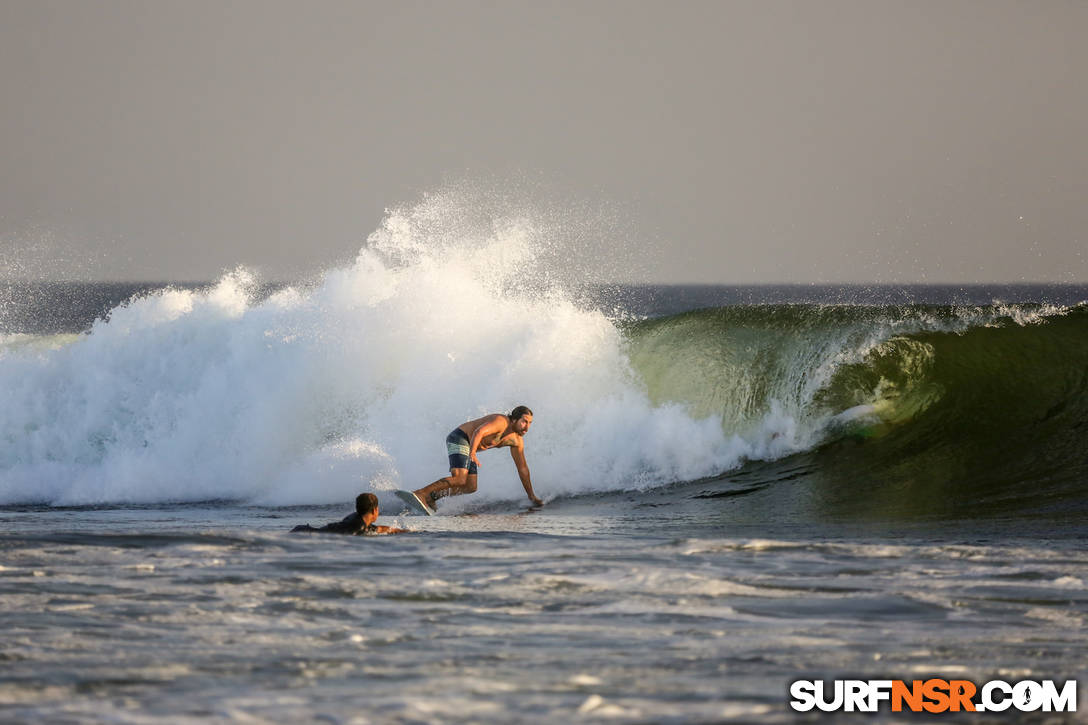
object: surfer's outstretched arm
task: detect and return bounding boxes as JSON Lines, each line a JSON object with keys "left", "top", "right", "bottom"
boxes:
{"left": 510, "top": 445, "right": 542, "bottom": 505}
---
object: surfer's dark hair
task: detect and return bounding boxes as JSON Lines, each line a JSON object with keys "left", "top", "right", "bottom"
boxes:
{"left": 355, "top": 493, "right": 379, "bottom": 515}
{"left": 509, "top": 405, "right": 533, "bottom": 421}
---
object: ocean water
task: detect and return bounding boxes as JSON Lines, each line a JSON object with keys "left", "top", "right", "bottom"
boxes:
{"left": 2, "top": 200, "right": 1088, "bottom": 722}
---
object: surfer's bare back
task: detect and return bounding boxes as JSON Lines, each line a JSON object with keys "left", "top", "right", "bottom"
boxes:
{"left": 413, "top": 406, "right": 542, "bottom": 511}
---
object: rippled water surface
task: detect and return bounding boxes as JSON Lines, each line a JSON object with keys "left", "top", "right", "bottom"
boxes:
{"left": 2, "top": 502, "right": 1086, "bottom": 723}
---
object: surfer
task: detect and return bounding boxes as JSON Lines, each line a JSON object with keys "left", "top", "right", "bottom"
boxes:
{"left": 291, "top": 493, "right": 408, "bottom": 535}
{"left": 412, "top": 405, "right": 542, "bottom": 511}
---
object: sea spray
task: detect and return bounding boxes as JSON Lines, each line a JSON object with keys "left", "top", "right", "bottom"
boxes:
{"left": 0, "top": 200, "right": 761, "bottom": 506}
{"left": 2, "top": 195, "right": 1084, "bottom": 507}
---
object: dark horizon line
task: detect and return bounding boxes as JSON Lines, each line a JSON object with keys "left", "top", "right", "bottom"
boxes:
{"left": 3, "top": 279, "right": 1088, "bottom": 288}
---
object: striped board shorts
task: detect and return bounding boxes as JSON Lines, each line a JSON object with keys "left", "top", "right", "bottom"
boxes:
{"left": 446, "top": 428, "right": 478, "bottom": 475}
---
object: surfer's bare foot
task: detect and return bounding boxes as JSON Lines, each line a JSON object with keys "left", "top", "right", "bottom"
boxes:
{"left": 423, "top": 493, "right": 437, "bottom": 511}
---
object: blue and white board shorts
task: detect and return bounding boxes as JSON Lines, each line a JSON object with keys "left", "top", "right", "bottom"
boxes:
{"left": 446, "top": 428, "right": 478, "bottom": 475}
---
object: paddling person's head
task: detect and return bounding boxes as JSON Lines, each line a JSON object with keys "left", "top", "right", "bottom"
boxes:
{"left": 356, "top": 492, "right": 380, "bottom": 525}
{"left": 509, "top": 405, "right": 533, "bottom": 436}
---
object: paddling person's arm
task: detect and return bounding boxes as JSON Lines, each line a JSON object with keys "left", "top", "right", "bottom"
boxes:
{"left": 510, "top": 442, "right": 542, "bottom": 505}
{"left": 369, "top": 524, "right": 409, "bottom": 535}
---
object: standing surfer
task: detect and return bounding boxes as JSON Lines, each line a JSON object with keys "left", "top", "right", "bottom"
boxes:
{"left": 411, "top": 405, "right": 542, "bottom": 512}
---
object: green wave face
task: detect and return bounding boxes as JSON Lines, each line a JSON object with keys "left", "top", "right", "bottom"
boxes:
{"left": 624, "top": 304, "right": 1088, "bottom": 519}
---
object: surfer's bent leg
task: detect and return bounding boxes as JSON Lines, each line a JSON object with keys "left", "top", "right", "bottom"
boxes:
{"left": 414, "top": 468, "right": 472, "bottom": 507}
{"left": 412, "top": 428, "right": 482, "bottom": 507}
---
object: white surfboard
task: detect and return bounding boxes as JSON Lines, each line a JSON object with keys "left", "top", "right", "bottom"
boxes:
{"left": 394, "top": 489, "right": 435, "bottom": 516}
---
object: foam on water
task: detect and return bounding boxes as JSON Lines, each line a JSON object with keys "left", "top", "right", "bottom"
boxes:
{"left": 3, "top": 508, "right": 1084, "bottom": 723}
{"left": 0, "top": 196, "right": 782, "bottom": 506}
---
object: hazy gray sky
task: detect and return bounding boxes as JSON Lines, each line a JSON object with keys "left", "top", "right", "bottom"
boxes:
{"left": 2, "top": 0, "right": 1086, "bottom": 283}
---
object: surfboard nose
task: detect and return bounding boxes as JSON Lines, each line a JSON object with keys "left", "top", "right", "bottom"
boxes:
{"left": 394, "top": 489, "right": 436, "bottom": 516}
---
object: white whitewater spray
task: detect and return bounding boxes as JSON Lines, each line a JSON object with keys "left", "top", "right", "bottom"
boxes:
{"left": 0, "top": 194, "right": 800, "bottom": 506}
